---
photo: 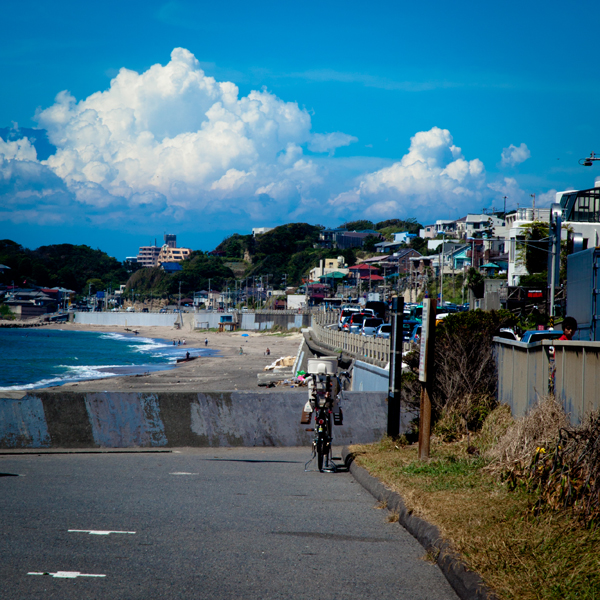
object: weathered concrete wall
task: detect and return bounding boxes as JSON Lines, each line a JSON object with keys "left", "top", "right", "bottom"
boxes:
{"left": 74, "top": 310, "right": 310, "bottom": 331}
{"left": 353, "top": 360, "right": 389, "bottom": 392}
{"left": 0, "top": 391, "right": 390, "bottom": 449}
{"left": 74, "top": 311, "right": 190, "bottom": 329}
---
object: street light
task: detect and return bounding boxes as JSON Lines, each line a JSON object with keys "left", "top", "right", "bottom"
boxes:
{"left": 579, "top": 152, "right": 600, "bottom": 166}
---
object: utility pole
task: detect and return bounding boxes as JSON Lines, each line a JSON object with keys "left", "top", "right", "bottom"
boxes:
{"left": 387, "top": 297, "right": 404, "bottom": 438}
{"left": 439, "top": 233, "right": 445, "bottom": 307}
{"left": 549, "top": 203, "right": 562, "bottom": 326}
{"left": 178, "top": 280, "right": 182, "bottom": 309}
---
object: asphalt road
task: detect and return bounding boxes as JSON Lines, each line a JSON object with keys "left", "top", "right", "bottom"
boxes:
{"left": 1, "top": 448, "right": 459, "bottom": 600}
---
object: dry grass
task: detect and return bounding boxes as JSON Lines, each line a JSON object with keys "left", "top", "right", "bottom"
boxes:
{"left": 352, "top": 417, "right": 600, "bottom": 600}
{"left": 486, "top": 395, "right": 568, "bottom": 471}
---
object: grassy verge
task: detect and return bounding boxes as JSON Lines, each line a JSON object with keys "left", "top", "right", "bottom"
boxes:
{"left": 351, "top": 437, "right": 600, "bottom": 600}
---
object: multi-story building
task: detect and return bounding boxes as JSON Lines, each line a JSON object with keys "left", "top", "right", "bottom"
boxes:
{"left": 136, "top": 234, "right": 190, "bottom": 268}
{"left": 137, "top": 246, "right": 161, "bottom": 268}
{"left": 157, "top": 245, "right": 191, "bottom": 264}
{"left": 164, "top": 234, "right": 177, "bottom": 248}
{"left": 456, "top": 214, "right": 505, "bottom": 239}
{"left": 309, "top": 257, "right": 349, "bottom": 281}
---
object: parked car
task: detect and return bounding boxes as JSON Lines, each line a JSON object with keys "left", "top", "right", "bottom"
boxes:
{"left": 375, "top": 323, "right": 392, "bottom": 339}
{"left": 361, "top": 317, "right": 384, "bottom": 336}
{"left": 338, "top": 306, "right": 365, "bottom": 330}
{"left": 142, "top": 308, "right": 149, "bottom": 313}
{"left": 409, "top": 324, "right": 422, "bottom": 344}
{"left": 347, "top": 312, "right": 369, "bottom": 334}
{"left": 340, "top": 315, "right": 352, "bottom": 332}
{"left": 520, "top": 329, "right": 563, "bottom": 344}
{"left": 403, "top": 319, "right": 420, "bottom": 341}
{"left": 497, "top": 328, "right": 518, "bottom": 341}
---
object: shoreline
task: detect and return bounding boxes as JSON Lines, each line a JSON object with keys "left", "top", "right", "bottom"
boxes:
{"left": 1, "top": 322, "right": 304, "bottom": 396}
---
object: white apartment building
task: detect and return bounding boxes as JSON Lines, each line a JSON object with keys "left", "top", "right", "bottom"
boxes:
{"left": 137, "top": 246, "right": 161, "bottom": 268}
{"left": 456, "top": 214, "right": 505, "bottom": 239}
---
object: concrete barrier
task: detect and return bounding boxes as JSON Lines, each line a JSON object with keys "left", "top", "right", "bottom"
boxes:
{"left": 0, "top": 391, "right": 392, "bottom": 449}
{"left": 352, "top": 360, "right": 389, "bottom": 392}
{"left": 73, "top": 310, "right": 310, "bottom": 332}
{"left": 74, "top": 311, "right": 189, "bottom": 329}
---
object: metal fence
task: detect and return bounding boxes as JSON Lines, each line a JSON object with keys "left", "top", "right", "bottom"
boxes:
{"left": 494, "top": 338, "right": 600, "bottom": 424}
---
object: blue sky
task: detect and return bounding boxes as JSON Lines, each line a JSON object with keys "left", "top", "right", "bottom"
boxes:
{"left": 1, "top": 0, "right": 600, "bottom": 259}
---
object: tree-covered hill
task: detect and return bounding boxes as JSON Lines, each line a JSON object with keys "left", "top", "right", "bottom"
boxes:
{"left": 0, "top": 239, "right": 129, "bottom": 293}
{"left": 125, "top": 251, "right": 235, "bottom": 296}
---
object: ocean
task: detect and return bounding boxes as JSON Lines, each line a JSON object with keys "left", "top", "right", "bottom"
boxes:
{"left": 0, "top": 328, "right": 214, "bottom": 391}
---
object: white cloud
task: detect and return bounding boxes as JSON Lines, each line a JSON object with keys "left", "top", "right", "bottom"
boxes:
{"left": 0, "top": 48, "right": 538, "bottom": 232}
{"left": 501, "top": 143, "right": 530, "bottom": 167}
{"left": 309, "top": 132, "right": 358, "bottom": 155}
{"left": 329, "top": 127, "right": 486, "bottom": 222}
{"left": 0, "top": 136, "right": 37, "bottom": 161}
{"left": 32, "top": 48, "right": 321, "bottom": 219}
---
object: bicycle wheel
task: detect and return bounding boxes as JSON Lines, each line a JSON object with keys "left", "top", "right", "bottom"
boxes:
{"left": 317, "top": 437, "right": 326, "bottom": 472}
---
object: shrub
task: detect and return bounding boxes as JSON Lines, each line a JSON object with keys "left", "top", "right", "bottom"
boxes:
{"left": 401, "top": 309, "right": 517, "bottom": 439}
{"left": 528, "top": 410, "right": 600, "bottom": 527}
{"left": 0, "top": 304, "right": 15, "bottom": 320}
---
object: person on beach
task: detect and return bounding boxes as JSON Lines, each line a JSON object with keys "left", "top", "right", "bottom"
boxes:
{"left": 186, "top": 351, "right": 190, "bottom": 360}
{"left": 559, "top": 316, "right": 577, "bottom": 340}
{"left": 239, "top": 347, "right": 243, "bottom": 355}
{"left": 173, "top": 340, "right": 176, "bottom": 345}
{"left": 265, "top": 348, "right": 270, "bottom": 356}
{"left": 182, "top": 339, "right": 186, "bottom": 345}
{"left": 205, "top": 338, "right": 208, "bottom": 346}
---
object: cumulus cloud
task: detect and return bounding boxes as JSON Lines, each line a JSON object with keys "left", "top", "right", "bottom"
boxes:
{"left": 0, "top": 136, "right": 38, "bottom": 161}
{"left": 32, "top": 48, "right": 321, "bottom": 219}
{"left": 328, "top": 127, "right": 486, "bottom": 222}
{"left": 0, "top": 48, "right": 535, "bottom": 233}
{"left": 308, "top": 132, "right": 358, "bottom": 155}
{"left": 501, "top": 143, "right": 530, "bottom": 167}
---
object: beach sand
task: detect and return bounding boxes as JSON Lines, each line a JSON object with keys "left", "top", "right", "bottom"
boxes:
{"left": 35, "top": 322, "right": 304, "bottom": 394}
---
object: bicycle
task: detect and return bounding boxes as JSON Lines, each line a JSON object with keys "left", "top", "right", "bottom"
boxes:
{"left": 303, "top": 366, "right": 348, "bottom": 473}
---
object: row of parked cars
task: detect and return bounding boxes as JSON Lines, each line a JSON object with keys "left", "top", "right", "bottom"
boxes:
{"left": 338, "top": 306, "right": 391, "bottom": 338}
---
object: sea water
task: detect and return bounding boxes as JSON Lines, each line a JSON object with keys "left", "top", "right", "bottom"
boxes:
{"left": 0, "top": 328, "right": 214, "bottom": 391}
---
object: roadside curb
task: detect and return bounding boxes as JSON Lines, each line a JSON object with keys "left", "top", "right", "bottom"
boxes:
{"left": 342, "top": 447, "right": 498, "bottom": 600}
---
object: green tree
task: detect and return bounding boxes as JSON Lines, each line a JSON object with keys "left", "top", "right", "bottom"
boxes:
{"left": 518, "top": 222, "right": 549, "bottom": 275}
{"left": 362, "top": 234, "right": 380, "bottom": 252}
{"left": 340, "top": 220, "right": 374, "bottom": 231}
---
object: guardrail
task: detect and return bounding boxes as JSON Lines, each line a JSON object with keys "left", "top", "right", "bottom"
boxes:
{"left": 310, "top": 319, "right": 390, "bottom": 366}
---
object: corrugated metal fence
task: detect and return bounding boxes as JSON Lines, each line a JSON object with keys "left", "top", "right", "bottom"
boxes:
{"left": 495, "top": 338, "right": 600, "bottom": 424}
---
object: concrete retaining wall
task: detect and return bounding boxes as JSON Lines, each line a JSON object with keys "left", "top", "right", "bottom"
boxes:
{"left": 74, "top": 310, "right": 310, "bottom": 332}
{"left": 0, "top": 391, "right": 390, "bottom": 449}
{"left": 74, "top": 311, "right": 189, "bottom": 329}
{"left": 353, "top": 360, "right": 389, "bottom": 392}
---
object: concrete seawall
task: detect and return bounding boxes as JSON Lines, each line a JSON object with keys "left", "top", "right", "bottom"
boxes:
{"left": 0, "top": 391, "right": 392, "bottom": 449}
{"left": 73, "top": 310, "right": 311, "bottom": 331}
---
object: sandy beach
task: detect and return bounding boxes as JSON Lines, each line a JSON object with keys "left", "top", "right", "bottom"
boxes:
{"left": 29, "top": 322, "right": 304, "bottom": 394}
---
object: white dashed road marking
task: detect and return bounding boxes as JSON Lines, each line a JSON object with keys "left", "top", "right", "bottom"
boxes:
{"left": 28, "top": 571, "right": 106, "bottom": 578}
{"left": 169, "top": 472, "right": 198, "bottom": 475}
{"left": 68, "top": 530, "right": 136, "bottom": 535}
